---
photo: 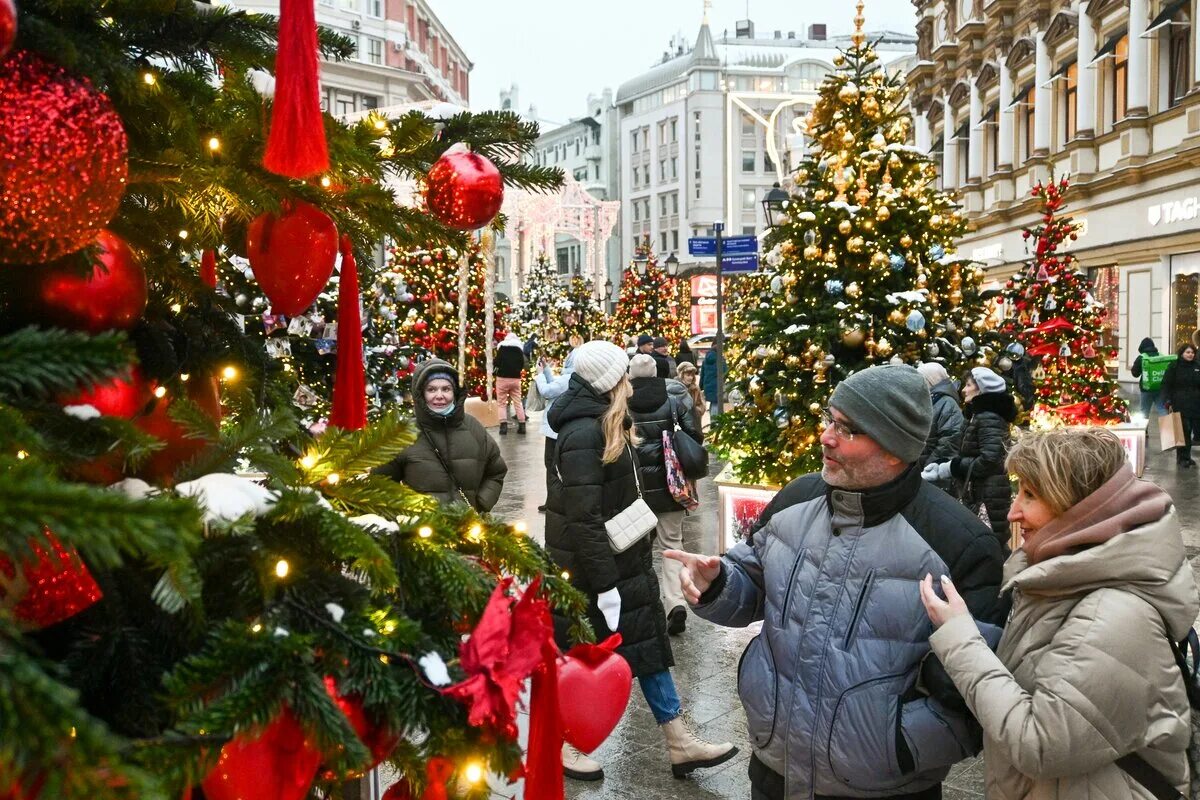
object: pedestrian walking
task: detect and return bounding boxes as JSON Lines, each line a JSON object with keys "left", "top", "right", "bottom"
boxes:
{"left": 494, "top": 332, "right": 527, "bottom": 435}
{"left": 921, "top": 427, "right": 1199, "bottom": 800}
{"left": 650, "top": 336, "right": 678, "bottom": 379}
{"left": 375, "top": 360, "right": 506, "bottom": 512}
{"left": 675, "top": 362, "right": 705, "bottom": 432}
{"left": 635, "top": 334, "right": 655, "bottom": 356}
{"left": 522, "top": 331, "right": 538, "bottom": 362}
{"left": 666, "top": 365, "right": 1005, "bottom": 800}
{"left": 700, "top": 336, "right": 724, "bottom": 422}
{"left": 923, "top": 367, "right": 1015, "bottom": 546}
{"left": 917, "top": 362, "right": 964, "bottom": 468}
{"left": 1130, "top": 337, "right": 1163, "bottom": 419}
{"left": 533, "top": 335, "right": 582, "bottom": 512}
{"left": 628, "top": 354, "right": 704, "bottom": 636}
{"left": 546, "top": 340, "right": 736, "bottom": 782}
{"left": 675, "top": 339, "right": 697, "bottom": 368}
{"left": 1162, "top": 344, "right": 1200, "bottom": 468}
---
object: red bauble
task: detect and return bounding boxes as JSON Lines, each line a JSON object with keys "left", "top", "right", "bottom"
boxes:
{"left": 556, "top": 640, "right": 632, "bottom": 753}
{"left": 0, "top": 51, "right": 128, "bottom": 264}
{"left": 321, "top": 676, "right": 399, "bottom": 776}
{"left": 134, "top": 375, "right": 221, "bottom": 486}
{"left": 0, "top": 0, "right": 16, "bottom": 60}
{"left": 425, "top": 149, "right": 504, "bottom": 230}
{"left": 411, "top": 320, "right": 428, "bottom": 333}
{"left": 59, "top": 365, "right": 152, "bottom": 419}
{"left": 246, "top": 200, "right": 338, "bottom": 316}
{"left": 0, "top": 529, "right": 102, "bottom": 630}
{"left": 200, "top": 707, "right": 321, "bottom": 800}
{"left": 0, "top": 772, "right": 45, "bottom": 800}
{"left": 33, "top": 231, "right": 147, "bottom": 331}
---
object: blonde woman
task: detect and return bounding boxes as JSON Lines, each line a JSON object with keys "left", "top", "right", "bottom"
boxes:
{"left": 921, "top": 427, "right": 1199, "bottom": 799}
{"left": 545, "top": 340, "right": 736, "bottom": 782}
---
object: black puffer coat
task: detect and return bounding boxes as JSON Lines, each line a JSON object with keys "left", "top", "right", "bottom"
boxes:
{"left": 374, "top": 359, "right": 506, "bottom": 512}
{"left": 921, "top": 379, "right": 964, "bottom": 467}
{"left": 1163, "top": 354, "right": 1200, "bottom": 417}
{"left": 545, "top": 374, "right": 673, "bottom": 677}
{"left": 628, "top": 376, "right": 704, "bottom": 513}
{"left": 949, "top": 391, "right": 1016, "bottom": 542}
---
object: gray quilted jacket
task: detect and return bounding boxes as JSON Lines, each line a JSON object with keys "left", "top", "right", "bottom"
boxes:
{"left": 695, "top": 466, "right": 1006, "bottom": 799}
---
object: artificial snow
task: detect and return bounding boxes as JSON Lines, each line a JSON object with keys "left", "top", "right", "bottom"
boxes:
{"left": 63, "top": 404, "right": 101, "bottom": 420}
{"left": 419, "top": 652, "right": 451, "bottom": 687}
{"left": 348, "top": 513, "right": 400, "bottom": 532}
{"left": 175, "top": 473, "right": 277, "bottom": 523}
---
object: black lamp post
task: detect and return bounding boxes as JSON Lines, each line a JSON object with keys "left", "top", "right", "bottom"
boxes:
{"left": 762, "top": 182, "right": 790, "bottom": 228}
{"left": 664, "top": 252, "right": 679, "bottom": 277}
{"left": 604, "top": 277, "right": 613, "bottom": 312}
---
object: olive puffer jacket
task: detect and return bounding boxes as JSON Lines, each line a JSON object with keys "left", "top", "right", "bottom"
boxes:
{"left": 950, "top": 391, "right": 1016, "bottom": 542}
{"left": 1163, "top": 355, "right": 1200, "bottom": 417}
{"left": 628, "top": 376, "right": 703, "bottom": 513}
{"left": 374, "top": 359, "right": 506, "bottom": 512}
{"left": 931, "top": 500, "right": 1199, "bottom": 799}
{"left": 545, "top": 373, "right": 673, "bottom": 677}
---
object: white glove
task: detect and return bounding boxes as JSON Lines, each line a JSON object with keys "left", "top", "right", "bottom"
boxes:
{"left": 596, "top": 588, "right": 621, "bottom": 632}
{"left": 920, "top": 463, "right": 940, "bottom": 482}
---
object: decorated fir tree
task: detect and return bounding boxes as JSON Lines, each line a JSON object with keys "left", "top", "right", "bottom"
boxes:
{"left": 539, "top": 276, "right": 607, "bottom": 363}
{"left": 712, "top": 10, "right": 996, "bottom": 486}
{"left": 611, "top": 241, "right": 690, "bottom": 346}
{"left": 513, "top": 253, "right": 562, "bottom": 340}
{"left": 1001, "top": 178, "right": 1128, "bottom": 424}
{"left": 0, "top": 3, "right": 584, "bottom": 800}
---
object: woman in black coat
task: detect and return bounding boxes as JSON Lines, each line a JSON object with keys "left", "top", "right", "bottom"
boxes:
{"left": 674, "top": 339, "right": 697, "bottom": 367}
{"left": 1162, "top": 343, "right": 1200, "bottom": 467}
{"left": 545, "top": 341, "right": 735, "bottom": 781}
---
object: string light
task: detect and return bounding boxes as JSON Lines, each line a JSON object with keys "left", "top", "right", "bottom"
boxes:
{"left": 560, "top": 570, "right": 570, "bottom": 580}
{"left": 178, "top": 230, "right": 189, "bottom": 240}
{"left": 179, "top": 373, "right": 190, "bottom": 382}
{"left": 382, "top": 620, "right": 397, "bottom": 634}
{"left": 153, "top": 386, "right": 168, "bottom": 398}
{"left": 221, "top": 365, "right": 238, "bottom": 381}
{"left": 300, "top": 454, "right": 317, "bottom": 469}
{"left": 512, "top": 521, "right": 528, "bottom": 534}
{"left": 379, "top": 654, "right": 390, "bottom": 664}
{"left": 142, "top": 72, "right": 157, "bottom": 86}
{"left": 15, "top": 450, "right": 27, "bottom": 460}
{"left": 326, "top": 472, "right": 340, "bottom": 485}
{"left": 274, "top": 559, "right": 290, "bottom": 578}
{"left": 467, "top": 523, "right": 483, "bottom": 542}
{"left": 320, "top": 175, "right": 332, "bottom": 188}
{"left": 170, "top": 303, "right": 182, "bottom": 313}
{"left": 251, "top": 623, "right": 263, "bottom": 633}
{"left": 463, "top": 763, "right": 484, "bottom": 784}
{"left": 418, "top": 526, "right": 433, "bottom": 538}
{"left": 207, "top": 136, "right": 221, "bottom": 152}
{"left": 373, "top": 117, "right": 388, "bottom": 131}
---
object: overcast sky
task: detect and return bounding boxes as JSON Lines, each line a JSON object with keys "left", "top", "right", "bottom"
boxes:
{"left": 435, "top": 0, "right": 921, "bottom": 125}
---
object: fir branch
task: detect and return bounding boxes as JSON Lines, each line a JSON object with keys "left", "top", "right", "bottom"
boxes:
{"left": 305, "top": 409, "right": 416, "bottom": 482}
{"left": 0, "top": 328, "right": 133, "bottom": 401}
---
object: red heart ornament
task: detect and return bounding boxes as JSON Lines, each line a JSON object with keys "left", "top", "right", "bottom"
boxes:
{"left": 556, "top": 635, "right": 632, "bottom": 753}
{"left": 33, "top": 230, "right": 147, "bottom": 332}
{"left": 201, "top": 706, "right": 321, "bottom": 800}
{"left": 246, "top": 200, "right": 338, "bottom": 316}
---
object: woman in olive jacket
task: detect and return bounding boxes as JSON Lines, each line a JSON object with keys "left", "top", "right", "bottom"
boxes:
{"left": 374, "top": 359, "right": 506, "bottom": 512}
{"left": 921, "top": 427, "right": 1199, "bottom": 800}
{"left": 1162, "top": 343, "right": 1200, "bottom": 467}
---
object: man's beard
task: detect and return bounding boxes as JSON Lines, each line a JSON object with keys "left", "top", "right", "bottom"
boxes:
{"left": 821, "top": 451, "right": 902, "bottom": 491}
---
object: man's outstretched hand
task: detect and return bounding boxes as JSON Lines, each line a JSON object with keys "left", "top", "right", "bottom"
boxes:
{"left": 663, "top": 550, "right": 722, "bottom": 605}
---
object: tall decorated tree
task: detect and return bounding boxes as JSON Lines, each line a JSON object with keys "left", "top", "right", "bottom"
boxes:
{"left": 712, "top": 8, "right": 996, "bottom": 486}
{"left": 611, "top": 241, "right": 689, "bottom": 345}
{"left": 539, "top": 276, "right": 607, "bottom": 363}
{"left": 0, "top": 3, "right": 585, "bottom": 800}
{"left": 1001, "top": 177, "right": 1128, "bottom": 424}
{"left": 513, "top": 253, "right": 562, "bottom": 340}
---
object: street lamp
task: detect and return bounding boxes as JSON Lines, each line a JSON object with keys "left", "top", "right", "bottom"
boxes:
{"left": 604, "top": 277, "right": 613, "bottom": 308}
{"left": 762, "top": 182, "right": 790, "bottom": 229}
{"left": 664, "top": 252, "right": 679, "bottom": 277}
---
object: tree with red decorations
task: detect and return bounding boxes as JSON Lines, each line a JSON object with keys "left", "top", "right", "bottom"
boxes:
{"left": 611, "top": 241, "right": 689, "bottom": 345}
{"left": 1001, "top": 177, "right": 1128, "bottom": 424}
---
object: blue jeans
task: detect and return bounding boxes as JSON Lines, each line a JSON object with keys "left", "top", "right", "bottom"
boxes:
{"left": 638, "top": 670, "right": 681, "bottom": 725}
{"left": 1140, "top": 390, "right": 1163, "bottom": 418}
{"left": 708, "top": 401, "right": 719, "bottom": 420}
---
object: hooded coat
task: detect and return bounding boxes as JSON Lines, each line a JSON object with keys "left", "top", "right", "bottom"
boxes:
{"left": 495, "top": 333, "right": 526, "bottom": 379}
{"left": 1162, "top": 352, "right": 1200, "bottom": 417}
{"left": 950, "top": 391, "right": 1016, "bottom": 541}
{"left": 545, "top": 373, "right": 673, "bottom": 677}
{"left": 930, "top": 474, "right": 1199, "bottom": 800}
{"left": 627, "top": 376, "right": 704, "bottom": 513}
{"left": 374, "top": 360, "right": 506, "bottom": 512}
{"left": 1130, "top": 337, "right": 1160, "bottom": 392}
{"left": 921, "top": 379, "right": 964, "bottom": 468}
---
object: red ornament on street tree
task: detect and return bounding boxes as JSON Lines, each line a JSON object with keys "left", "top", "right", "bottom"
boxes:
{"left": 556, "top": 635, "right": 632, "bottom": 753}
{"left": 425, "top": 147, "right": 503, "bottom": 230}
{"left": 321, "top": 676, "right": 399, "bottom": 776}
{"left": 31, "top": 230, "right": 147, "bottom": 331}
{"left": 0, "top": 50, "right": 128, "bottom": 264}
{"left": 59, "top": 365, "right": 152, "bottom": 419}
{"left": 134, "top": 373, "right": 222, "bottom": 486}
{"left": 0, "top": 528, "right": 103, "bottom": 630}
{"left": 200, "top": 706, "right": 321, "bottom": 800}
{"left": 246, "top": 200, "right": 338, "bottom": 316}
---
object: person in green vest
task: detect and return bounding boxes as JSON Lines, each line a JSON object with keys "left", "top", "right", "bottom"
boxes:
{"left": 1129, "top": 337, "right": 1165, "bottom": 419}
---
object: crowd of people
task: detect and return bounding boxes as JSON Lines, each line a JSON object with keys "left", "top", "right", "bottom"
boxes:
{"left": 376, "top": 333, "right": 1199, "bottom": 799}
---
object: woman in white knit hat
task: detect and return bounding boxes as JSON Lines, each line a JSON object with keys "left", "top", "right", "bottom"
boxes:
{"left": 545, "top": 340, "right": 736, "bottom": 782}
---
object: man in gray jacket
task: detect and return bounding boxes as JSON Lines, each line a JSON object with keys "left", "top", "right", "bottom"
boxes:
{"left": 667, "top": 365, "right": 1005, "bottom": 800}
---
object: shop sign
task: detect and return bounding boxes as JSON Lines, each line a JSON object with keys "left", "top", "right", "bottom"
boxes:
{"left": 1148, "top": 196, "right": 1200, "bottom": 226}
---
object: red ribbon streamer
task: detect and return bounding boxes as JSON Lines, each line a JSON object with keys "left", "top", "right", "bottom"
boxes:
{"left": 329, "top": 235, "right": 366, "bottom": 431}
{"left": 199, "top": 249, "right": 217, "bottom": 288}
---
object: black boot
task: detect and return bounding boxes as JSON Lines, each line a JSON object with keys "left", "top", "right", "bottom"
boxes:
{"left": 517, "top": 421, "right": 526, "bottom": 434}
{"left": 499, "top": 421, "right": 508, "bottom": 435}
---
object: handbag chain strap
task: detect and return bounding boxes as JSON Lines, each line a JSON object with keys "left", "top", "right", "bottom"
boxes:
{"left": 421, "top": 428, "right": 474, "bottom": 509}
{"left": 552, "top": 430, "right": 643, "bottom": 500}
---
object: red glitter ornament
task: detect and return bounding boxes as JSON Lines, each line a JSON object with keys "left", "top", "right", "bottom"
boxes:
{"left": 425, "top": 148, "right": 504, "bottom": 230}
{"left": 0, "top": 529, "right": 102, "bottom": 630}
{"left": 246, "top": 200, "right": 338, "bottom": 316}
{"left": 0, "top": 51, "right": 128, "bottom": 264}
{"left": 0, "top": 0, "right": 16, "bottom": 60}
{"left": 31, "top": 230, "right": 146, "bottom": 332}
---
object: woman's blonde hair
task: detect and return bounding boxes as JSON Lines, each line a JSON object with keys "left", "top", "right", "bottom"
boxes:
{"left": 600, "top": 375, "right": 639, "bottom": 464}
{"left": 1005, "top": 427, "right": 1128, "bottom": 514}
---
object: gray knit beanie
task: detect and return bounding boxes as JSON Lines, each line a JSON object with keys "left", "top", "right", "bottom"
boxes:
{"left": 572, "top": 340, "right": 629, "bottom": 394}
{"left": 829, "top": 365, "right": 932, "bottom": 463}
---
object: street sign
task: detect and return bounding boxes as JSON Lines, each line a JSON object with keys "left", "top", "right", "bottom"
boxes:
{"left": 687, "top": 235, "right": 759, "bottom": 256}
{"left": 721, "top": 253, "right": 759, "bottom": 273}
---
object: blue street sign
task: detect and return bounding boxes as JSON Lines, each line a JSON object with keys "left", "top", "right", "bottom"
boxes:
{"left": 688, "top": 235, "right": 759, "bottom": 256}
{"left": 721, "top": 253, "right": 759, "bottom": 273}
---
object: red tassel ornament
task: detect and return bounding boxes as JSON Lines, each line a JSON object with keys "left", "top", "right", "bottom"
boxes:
{"left": 199, "top": 249, "right": 217, "bottom": 288}
{"left": 329, "top": 235, "right": 366, "bottom": 430}
{"left": 263, "top": 0, "right": 328, "bottom": 178}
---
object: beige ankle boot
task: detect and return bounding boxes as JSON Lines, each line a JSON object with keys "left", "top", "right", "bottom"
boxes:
{"left": 562, "top": 742, "right": 603, "bottom": 781}
{"left": 660, "top": 717, "right": 738, "bottom": 778}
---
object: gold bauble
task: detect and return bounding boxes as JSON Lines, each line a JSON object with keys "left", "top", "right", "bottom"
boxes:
{"left": 814, "top": 189, "right": 829, "bottom": 202}
{"left": 780, "top": 240, "right": 795, "bottom": 254}
{"left": 899, "top": 234, "right": 913, "bottom": 248}
{"left": 841, "top": 327, "right": 866, "bottom": 348}
{"left": 930, "top": 214, "right": 943, "bottom": 228}
{"left": 973, "top": 318, "right": 987, "bottom": 331}
{"left": 833, "top": 54, "right": 846, "bottom": 67}
{"left": 809, "top": 402, "right": 822, "bottom": 414}
{"left": 859, "top": 218, "right": 874, "bottom": 232}
{"left": 846, "top": 281, "right": 861, "bottom": 298}
{"left": 834, "top": 120, "right": 847, "bottom": 133}
{"left": 875, "top": 338, "right": 893, "bottom": 357}
{"left": 783, "top": 273, "right": 797, "bottom": 286}
{"left": 806, "top": 343, "right": 820, "bottom": 355}
{"left": 824, "top": 249, "right": 838, "bottom": 263}
{"left": 862, "top": 96, "right": 881, "bottom": 118}
{"left": 916, "top": 272, "right": 928, "bottom": 288}
{"left": 838, "top": 82, "right": 860, "bottom": 103}
{"left": 876, "top": 205, "right": 891, "bottom": 222}
{"left": 841, "top": 131, "right": 856, "bottom": 147}
{"left": 786, "top": 355, "right": 802, "bottom": 368}
{"left": 796, "top": 168, "right": 809, "bottom": 182}
{"left": 870, "top": 251, "right": 889, "bottom": 268}
{"left": 803, "top": 244, "right": 821, "bottom": 261}
{"left": 870, "top": 132, "right": 887, "bottom": 150}
{"left": 949, "top": 290, "right": 963, "bottom": 305}
{"left": 846, "top": 236, "right": 865, "bottom": 253}
{"left": 838, "top": 219, "right": 853, "bottom": 235}
{"left": 888, "top": 309, "right": 906, "bottom": 325}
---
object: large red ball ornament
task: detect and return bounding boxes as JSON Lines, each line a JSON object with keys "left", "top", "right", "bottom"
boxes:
{"left": 246, "top": 200, "right": 338, "bottom": 316}
{"left": 425, "top": 149, "right": 504, "bottom": 230}
{"left": 33, "top": 231, "right": 146, "bottom": 331}
{"left": 0, "top": 0, "right": 16, "bottom": 60}
{"left": 201, "top": 706, "right": 321, "bottom": 800}
{"left": 0, "top": 51, "right": 128, "bottom": 264}
{"left": 0, "top": 529, "right": 103, "bottom": 630}
{"left": 134, "top": 374, "right": 222, "bottom": 486}
{"left": 59, "top": 365, "right": 152, "bottom": 419}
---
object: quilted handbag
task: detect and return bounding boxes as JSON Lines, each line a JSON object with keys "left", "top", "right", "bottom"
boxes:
{"left": 662, "top": 431, "right": 699, "bottom": 511}
{"left": 603, "top": 443, "right": 658, "bottom": 553}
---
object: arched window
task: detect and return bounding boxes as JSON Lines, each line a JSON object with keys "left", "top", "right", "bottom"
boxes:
{"left": 934, "top": 11, "right": 949, "bottom": 45}
{"left": 959, "top": 0, "right": 975, "bottom": 23}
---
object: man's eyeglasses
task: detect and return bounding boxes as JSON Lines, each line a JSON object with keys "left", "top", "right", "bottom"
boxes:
{"left": 820, "top": 409, "right": 861, "bottom": 441}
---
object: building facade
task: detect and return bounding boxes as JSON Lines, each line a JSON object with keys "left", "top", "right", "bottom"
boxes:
{"left": 909, "top": 0, "right": 1200, "bottom": 386}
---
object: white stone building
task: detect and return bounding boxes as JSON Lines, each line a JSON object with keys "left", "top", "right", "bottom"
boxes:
{"left": 909, "top": 0, "right": 1200, "bottom": 386}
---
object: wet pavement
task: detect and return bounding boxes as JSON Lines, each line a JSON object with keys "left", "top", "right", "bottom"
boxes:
{"left": 483, "top": 404, "right": 1200, "bottom": 800}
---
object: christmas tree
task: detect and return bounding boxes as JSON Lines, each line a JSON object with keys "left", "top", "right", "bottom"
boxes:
{"left": 712, "top": 8, "right": 996, "bottom": 486}
{"left": 513, "top": 253, "right": 562, "bottom": 340}
{"left": 0, "top": 3, "right": 584, "bottom": 799}
{"left": 378, "top": 242, "right": 512, "bottom": 401}
{"left": 539, "top": 276, "right": 607, "bottom": 364}
{"left": 611, "top": 241, "right": 689, "bottom": 346}
{"left": 1001, "top": 177, "right": 1128, "bottom": 424}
